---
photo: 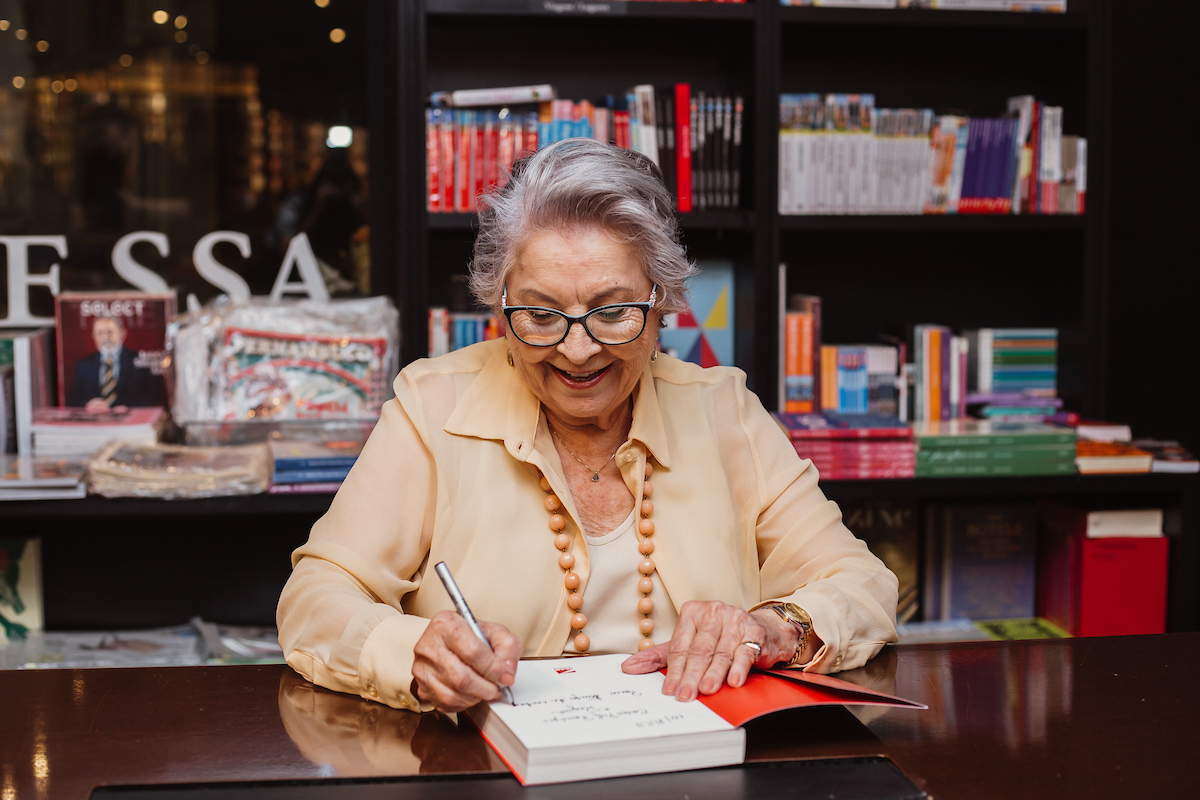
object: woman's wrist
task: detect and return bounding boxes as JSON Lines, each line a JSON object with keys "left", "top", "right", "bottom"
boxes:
{"left": 750, "top": 608, "right": 802, "bottom": 667}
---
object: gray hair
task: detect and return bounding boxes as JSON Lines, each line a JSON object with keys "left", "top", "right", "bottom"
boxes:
{"left": 468, "top": 138, "right": 696, "bottom": 315}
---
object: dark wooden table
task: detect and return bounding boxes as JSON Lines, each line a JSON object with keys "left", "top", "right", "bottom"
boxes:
{"left": 3, "top": 634, "right": 1197, "bottom": 799}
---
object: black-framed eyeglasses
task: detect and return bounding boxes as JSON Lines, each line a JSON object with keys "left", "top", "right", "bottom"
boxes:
{"left": 501, "top": 284, "right": 658, "bottom": 347}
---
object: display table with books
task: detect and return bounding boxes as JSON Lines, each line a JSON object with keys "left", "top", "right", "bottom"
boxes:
{"left": 2, "top": 633, "right": 1196, "bottom": 800}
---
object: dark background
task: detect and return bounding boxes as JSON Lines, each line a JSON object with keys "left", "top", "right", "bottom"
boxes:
{"left": 1106, "top": 0, "right": 1199, "bottom": 452}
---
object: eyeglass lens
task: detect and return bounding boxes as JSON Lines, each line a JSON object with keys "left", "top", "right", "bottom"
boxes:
{"left": 509, "top": 305, "right": 646, "bottom": 346}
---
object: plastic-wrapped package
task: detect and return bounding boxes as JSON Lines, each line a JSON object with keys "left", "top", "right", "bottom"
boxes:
{"left": 88, "top": 441, "right": 271, "bottom": 499}
{"left": 169, "top": 296, "right": 400, "bottom": 425}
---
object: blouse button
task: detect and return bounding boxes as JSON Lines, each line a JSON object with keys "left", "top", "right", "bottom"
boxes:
{"left": 366, "top": 681, "right": 378, "bottom": 697}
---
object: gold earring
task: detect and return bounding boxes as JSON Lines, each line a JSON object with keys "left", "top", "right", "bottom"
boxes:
{"left": 650, "top": 350, "right": 658, "bottom": 362}
{"left": 507, "top": 350, "right": 514, "bottom": 367}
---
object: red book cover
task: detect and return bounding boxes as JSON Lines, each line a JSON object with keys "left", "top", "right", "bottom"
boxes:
{"left": 1076, "top": 537, "right": 1168, "bottom": 636}
{"left": 55, "top": 292, "right": 175, "bottom": 409}
{"left": 471, "top": 115, "right": 487, "bottom": 210}
{"left": 455, "top": 111, "right": 474, "bottom": 212}
{"left": 437, "top": 113, "right": 456, "bottom": 212}
{"left": 484, "top": 113, "right": 500, "bottom": 194}
{"left": 523, "top": 112, "right": 539, "bottom": 157}
{"left": 674, "top": 83, "right": 693, "bottom": 212}
{"left": 425, "top": 109, "right": 441, "bottom": 212}
{"left": 698, "top": 668, "right": 925, "bottom": 729}
{"left": 613, "top": 109, "right": 630, "bottom": 150}
{"left": 1038, "top": 502, "right": 1169, "bottom": 636}
{"left": 1030, "top": 101, "right": 1042, "bottom": 214}
{"left": 497, "top": 115, "right": 516, "bottom": 186}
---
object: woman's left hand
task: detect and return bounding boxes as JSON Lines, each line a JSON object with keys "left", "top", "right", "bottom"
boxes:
{"left": 620, "top": 600, "right": 800, "bottom": 701}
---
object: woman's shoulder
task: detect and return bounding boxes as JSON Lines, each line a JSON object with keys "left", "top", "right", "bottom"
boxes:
{"left": 650, "top": 351, "right": 749, "bottom": 390}
{"left": 397, "top": 339, "right": 507, "bottom": 382}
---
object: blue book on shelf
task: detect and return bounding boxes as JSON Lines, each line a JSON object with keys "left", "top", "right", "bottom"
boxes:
{"left": 273, "top": 466, "right": 354, "bottom": 484}
{"left": 937, "top": 503, "right": 1037, "bottom": 621}
{"left": 269, "top": 440, "right": 364, "bottom": 471}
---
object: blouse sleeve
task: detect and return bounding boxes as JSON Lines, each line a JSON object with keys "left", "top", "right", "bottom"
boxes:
{"left": 276, "top": 377, "right": 439, "bottom": 712}
{"left": 739, "top": 386, "right": 899, "bottom": 673}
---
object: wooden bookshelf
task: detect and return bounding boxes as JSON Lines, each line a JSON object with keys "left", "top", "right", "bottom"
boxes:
{"left": 12, "top": 1, "right": 1194, "bottom": 636}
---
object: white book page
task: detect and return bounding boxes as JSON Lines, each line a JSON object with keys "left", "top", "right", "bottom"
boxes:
{"left": 486, "top": 654, "right": 734, "bottom": 751}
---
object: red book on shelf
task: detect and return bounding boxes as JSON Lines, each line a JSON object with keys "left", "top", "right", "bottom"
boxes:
{"left": 674, "top": 83, "right": 693, "bottom": 212}
{"left": 1038, "top": 502, "right": 1169, "bottom": 637}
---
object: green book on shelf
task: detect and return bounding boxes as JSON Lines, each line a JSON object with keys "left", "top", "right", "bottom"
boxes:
{"left": 974, "top": 618, "right": 1072, "bottom": 641}
{"left": 917, "top": 459, "right": 1076, "bottom": 478}
{"left": 912, "top": 419, "right": 1076, "bottom": 449}
{"left": 916, "top": 444, "right": 1077, "bottom": 465}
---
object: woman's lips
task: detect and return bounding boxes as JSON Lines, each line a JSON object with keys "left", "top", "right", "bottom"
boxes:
{"left": 552, "top": 364, "right": 611, "bottom": 388}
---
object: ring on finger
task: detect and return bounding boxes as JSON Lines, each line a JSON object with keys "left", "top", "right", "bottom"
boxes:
{"left": 740, "top": 641, "right": 762, "bottom": 655}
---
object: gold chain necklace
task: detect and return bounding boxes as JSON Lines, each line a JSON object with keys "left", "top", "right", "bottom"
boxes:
{"left": 549, "top": 427, "right": 621, "bottom": 482}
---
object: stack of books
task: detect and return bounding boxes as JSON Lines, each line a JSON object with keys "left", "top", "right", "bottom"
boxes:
{"left": 268, "top": 439, "right": 364, "bottom": 494}
{"left": 773, "top": 412, "right": 915, "bottom": 479}
{"left": 426, "top": 82, "right": 745, "bottom": 214}
{"left": 778, "top": 92, "right": 1084, "bottom": 216}
{"left": 911, "top": 324, "right": 968, "bottom": 421}
{"left": 427, "top": 309, "right": 506, "bottom": 357}
{"left": 967, "top": 391, "right": 1063, "bottom": 423}
{"left": 966, "top": 328, "right": 1058, "bottom": 397}
{"left": 0, "top": 455, "right": 88, "bottom": 501}
{"left": 30, "top": 407, "right": 164, "bottom": 457}
{"left": 912, "top": 419, "right": 1077, "bottom": 477}
{"left": 817, "top": 344, "right": 901, "bottom": 416}
{"left": 1074, "top": 440, "right": 1153, "bottom": 474}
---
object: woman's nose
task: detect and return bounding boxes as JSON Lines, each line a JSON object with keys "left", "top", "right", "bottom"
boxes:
{"left": 557, "top": 321, "right": 601, "bottom": 362}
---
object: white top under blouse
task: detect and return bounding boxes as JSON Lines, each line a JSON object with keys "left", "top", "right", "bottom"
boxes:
{"left": 564, "top": 508, "right": 680, "bottom": 655}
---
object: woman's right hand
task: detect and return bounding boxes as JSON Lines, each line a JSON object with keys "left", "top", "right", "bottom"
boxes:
{"left": 411, "top": 611, "right": 523, "bottom": 712}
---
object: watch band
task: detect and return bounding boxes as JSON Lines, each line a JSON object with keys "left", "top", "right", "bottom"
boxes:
{"left": 764, "top": 602, "right": 813, "bottom": 668}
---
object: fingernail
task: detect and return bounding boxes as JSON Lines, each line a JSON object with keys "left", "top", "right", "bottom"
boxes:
{"left": 506, "top": 659, "right": 517, "bottom": 671}
{"left": 700, "top": 679, "right": 716, "bottom": 694}
{"left": 678, "top": 687, "right": 694, "bottom": 702}
{"left": 662, "top": 681, "right": 676, "bottom": 695}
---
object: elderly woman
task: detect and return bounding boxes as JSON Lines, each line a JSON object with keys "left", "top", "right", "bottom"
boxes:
{"left": 277, "top": 139, "right": 897, "bottom": 714}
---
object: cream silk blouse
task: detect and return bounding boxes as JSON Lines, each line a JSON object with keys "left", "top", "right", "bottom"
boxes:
{"left": 277, "top": 338, "right": 899, "bottom": 711}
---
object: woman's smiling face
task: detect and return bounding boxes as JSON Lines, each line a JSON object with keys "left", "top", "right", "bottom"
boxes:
{"left": 504, "top": 227, "right": 660, "bottom": 432}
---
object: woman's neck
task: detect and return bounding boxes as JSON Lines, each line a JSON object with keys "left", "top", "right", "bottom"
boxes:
{"left": 543, "top": 399, "right": 633, "bottom": 463}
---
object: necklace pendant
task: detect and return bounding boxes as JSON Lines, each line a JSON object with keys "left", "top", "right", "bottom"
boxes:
{"left": 591, "top": 472, "right": 600, "bottom": 482}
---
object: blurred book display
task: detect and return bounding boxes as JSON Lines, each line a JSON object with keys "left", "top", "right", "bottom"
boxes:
{"left": 839, "top": 498, "right": 920, "bottom": 622}
{"left": 0, "top": 617, "right": 284, "bottom": 670}
{"left": 659, "top": 260, "right": 736, "bottom": 368}
{"left": 0, "top": 329, "right": 54, "bottom": 455}
{"left": 1038, "top": 502, "right": 1168, "bottom": 636}
{"left": 773, "top": 412, "right": 915, "bottom": 479}
{"left": 779, "top": 93, "right": 1082, "bottom": 216}
{"left": 923, "top": 503, "right": 1038, "bottom": 622}
{"left": 0, "top": 455, "right": 88, "bottom": 501}
{"left": 170, "top": 296, "right": 399, "bottom": 429}
{"left": 268, "top": 435, "right": 366, "bottom": 490}
{"left": 0, "top": 538, "right": 42, "bottom": 642}
{"left": 895, "top": 617, "right": 1069, "bottom": 645}
{"left": 1074, "top": 440, "right": 1153, "bottom": 474}
{"left": 54, "top": 291, "right": 174, "bottom": 410}
{"left": 912, "top": 419, "right": 1076, "bottom": 477}
{"left": 427, "top": 82, "right": 745, "bottom": 214}
{"left": 1130, "top": 439, "right": 1200, "bottom": 473}
{"left": 87, "top": 442, "right": 271, "bottom": 499}
{"left": 29, "top": 406, "right": 164, "bottom": 457}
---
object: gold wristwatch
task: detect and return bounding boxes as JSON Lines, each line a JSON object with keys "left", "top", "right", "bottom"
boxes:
{"left": 762, "top": 602, "right": 813, "bottom": 668}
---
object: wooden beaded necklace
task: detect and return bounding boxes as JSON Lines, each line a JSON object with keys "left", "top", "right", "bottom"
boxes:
{"left": 540, "top": 461, "right": 658, "bottom": 654}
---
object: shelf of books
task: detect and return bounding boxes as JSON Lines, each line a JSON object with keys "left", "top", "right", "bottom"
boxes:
{"left": 778, "top": 215, "right": 1087, "bottom": 231}
{"left": 778, "top": 5, "right": 1088, "bottom": 31}
{"left": 427, "top": 0, "right": 757, "bottom": 21}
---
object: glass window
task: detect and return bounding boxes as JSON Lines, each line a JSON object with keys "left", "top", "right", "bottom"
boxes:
{"left": 0, "top": 0, "right": 369, "bottom": 319}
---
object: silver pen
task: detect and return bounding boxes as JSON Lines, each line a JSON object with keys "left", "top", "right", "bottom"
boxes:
{"left": 433, "top": 561, "right": 516, "bottom": 704}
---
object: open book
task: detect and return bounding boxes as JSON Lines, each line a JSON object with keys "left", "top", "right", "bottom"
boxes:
{"left": 465, "top": 654, "right": 924, "bottom": 785}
